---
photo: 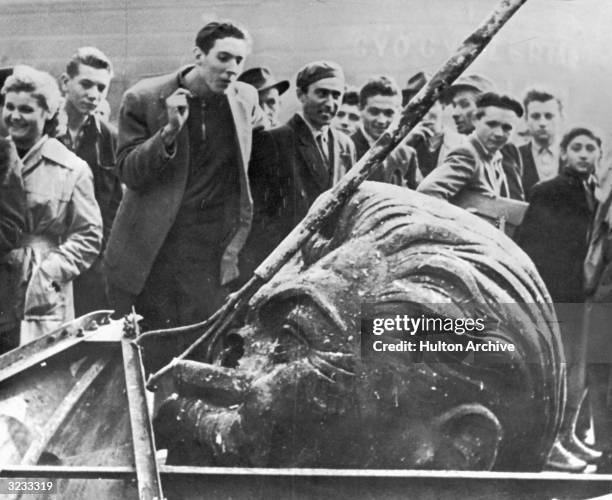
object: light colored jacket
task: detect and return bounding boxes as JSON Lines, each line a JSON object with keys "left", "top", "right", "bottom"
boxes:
{"left": 417, "top": 135, "right": 508, "bottom": 201}
{"left": 14, "top": 136, "right": 102, "bottom": 341}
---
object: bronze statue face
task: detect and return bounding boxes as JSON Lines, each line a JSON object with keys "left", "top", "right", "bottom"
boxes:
{"left": 155, "top": 183, "right": 564, "bottom": 471}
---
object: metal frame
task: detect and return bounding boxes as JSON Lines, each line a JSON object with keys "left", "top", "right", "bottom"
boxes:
{"left": 0, "top": 312, "right": 164, "bottom": 499}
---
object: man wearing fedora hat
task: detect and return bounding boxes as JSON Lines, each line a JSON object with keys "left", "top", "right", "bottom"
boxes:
{"left": 238, "top": 66, "right": 289, "bottom": 129}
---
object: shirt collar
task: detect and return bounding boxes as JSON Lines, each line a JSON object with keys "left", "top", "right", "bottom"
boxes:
{"left": 19, "top": 135, "right": 49, "bottom": 172}
{"left": 531, "top": 139, "right": 557, "bottom": 157}
{"left": 56, "top": 106, "right": 100, "bottom": 144}
{"left": 359, "top": 125, "right": 377, "bottom": 147}
{"left": 298, "top": 112, "right": 330, "bottom": 140}
{"left": 469, "top": 133, "right": 500, "bottom": 162}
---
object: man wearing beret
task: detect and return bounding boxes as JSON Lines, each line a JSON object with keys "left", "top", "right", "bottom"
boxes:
{"left": 238, "top": 66, "right": 289, "bottom": 129}
{"left": 104, "top": 21, "right": 265, "bottom": 334}
{"left": 245, "top": 60, "right": 356, "bottom": 274}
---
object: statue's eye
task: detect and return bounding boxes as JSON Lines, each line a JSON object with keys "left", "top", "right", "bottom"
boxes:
{"left": 272, "top": 321, "right": 309, "bottom": 363}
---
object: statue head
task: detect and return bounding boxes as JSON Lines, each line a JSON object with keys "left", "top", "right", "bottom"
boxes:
{"left": 155, "top": 182, "right": 564, "bottom": 471}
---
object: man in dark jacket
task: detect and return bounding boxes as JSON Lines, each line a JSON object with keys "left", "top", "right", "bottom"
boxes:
{"left": 515, "top": 126, "right": 603, "bottom": 467}
{"left": 58, "top": 47, "right": 121, "bottom": 316}
{"left": 515, "top": 127, "right": 600, "bottom": 302}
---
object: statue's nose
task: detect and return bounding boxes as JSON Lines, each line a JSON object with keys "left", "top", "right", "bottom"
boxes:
{"left": 172, "top": 359, "right": 248, "bottom": 406}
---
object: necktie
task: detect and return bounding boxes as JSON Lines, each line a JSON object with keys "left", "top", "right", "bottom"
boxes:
{"left": 316, "top": 132, "right": 329, "bottom": 165}
{"left": 584, "top": 177, "right": 597, "bottom": 212}
{"left": 491, "top": 157, "right": 508, "bottom": 197}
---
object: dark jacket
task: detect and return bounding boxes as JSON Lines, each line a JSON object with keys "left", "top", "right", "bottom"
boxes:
{"left": 246, "top": 114, "right": 355, "bottom": 272}
{"left": 0, "top": 138, "right": 25, "bottom": 254}
{"left": 515, "top": 169, "right": 594, "bottom": 303}
{"left": 350, "top": 127, "right": 421, "bottom": 188}
{"left": 519, "top": 143, "right": 539, "bottom": 200}
{"left": 351, "top": 127, "right": 370, "bottom": 161}
{"left": 501, "top": 142, "right": 525, "bottom": 201}
{"left": 0, "top": 138, "right": 26, "bottom": 334}
{"left": 519, "top": 142, "right": 561, "bottom": 200}
{"left": 58, "top": 114, "right": 121, "bottom": 315}
{"left": 58, "top": 115, "right": 121, "bottom": 246}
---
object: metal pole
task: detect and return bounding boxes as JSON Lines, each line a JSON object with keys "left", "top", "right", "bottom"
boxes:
{"left": 122, "top": 336, "right": 165, "bottom": 499}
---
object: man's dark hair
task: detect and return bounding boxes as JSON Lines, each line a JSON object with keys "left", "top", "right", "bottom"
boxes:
{"left": 359, "top": 76, "right": 400, "bottom": 109}
{"left": 195, "top": 21, "right": 251, "bottom": 54}
{"left": 560, "top": 126, "right": 602, "bottom": 152}
{"left": 342, "top": 88, "right": 359, "bottom": 106}
{"left": 66, "top": 47, "right": 113, "bottom": 78}
{"left": 474, "top": 92, "right": 523, "bottom": 119}
{"left": 523, "top": 88, "right": 563, "bottom": 115}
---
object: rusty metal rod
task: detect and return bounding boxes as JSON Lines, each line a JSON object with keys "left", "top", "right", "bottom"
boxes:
{"left": 122, "top": 338, "right": 164, "bottom": 499}
{"left": 145, "top": 0, "right": 529, "bottom": 391}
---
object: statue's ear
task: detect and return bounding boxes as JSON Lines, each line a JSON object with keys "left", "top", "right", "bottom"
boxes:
{"left": 432, "top": 404, "right": 503, "bottom": 470}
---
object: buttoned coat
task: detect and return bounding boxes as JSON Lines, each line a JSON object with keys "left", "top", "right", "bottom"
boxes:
{"left": 514, "top": 169, "right": 593, "bottom": 303}
{"left": 252, "top": 113, "right": 355, "bottom": 226}
{"left": 13, "top": 136, "right": 102, "bottom": 340}
{"left": 245, "top": 113, "right": 355, "bottom": 273}
{"left": 104, "top": 68, "right": 265, "bottom": 294}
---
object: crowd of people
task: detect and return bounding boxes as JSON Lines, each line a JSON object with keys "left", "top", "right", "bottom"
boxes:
{"left": 1, "top": 19, "right": 612, "bottom": 471}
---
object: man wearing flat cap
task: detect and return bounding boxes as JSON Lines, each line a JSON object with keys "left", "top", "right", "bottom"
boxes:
{"left": 441, "top": 73, "right": 525, "bottom": 200}
{"left": 245, "top": 60, "right": 355, "bottom": 274}
{"left": 238, "top": 67, "right": 289, "bottom": 129}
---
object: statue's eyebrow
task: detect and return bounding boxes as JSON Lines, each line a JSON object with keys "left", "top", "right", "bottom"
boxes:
{"left": 264, "top": 285, "right": 348, "bottom": 333}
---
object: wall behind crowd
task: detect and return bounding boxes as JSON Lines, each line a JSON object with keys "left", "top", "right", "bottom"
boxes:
{"left": 1, "top": 0, "right": 610, "bottom": 164}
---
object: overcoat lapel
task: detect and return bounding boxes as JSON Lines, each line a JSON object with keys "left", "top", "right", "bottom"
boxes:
{"left": 291, "top": 115, "right": 330, "bottom": 191}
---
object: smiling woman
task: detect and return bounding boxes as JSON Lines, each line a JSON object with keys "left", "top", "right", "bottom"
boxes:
{"left": 0, "top": 65, "right": 102, "bottom": 342}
